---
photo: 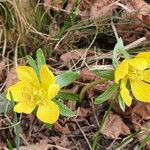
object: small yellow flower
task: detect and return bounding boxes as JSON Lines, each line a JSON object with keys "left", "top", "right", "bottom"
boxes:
{"left": 7, "top": 65, "right": 60, "bottom": 124}
{"left": 115, "top": 52, "right": 150, "bottom": 106}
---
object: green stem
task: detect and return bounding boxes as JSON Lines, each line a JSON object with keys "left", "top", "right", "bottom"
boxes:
{"left": 139, "top": 134, "right": 150, "bottom": 150}
{"left": 14, "top": 110, "right": 20, "bottom": 150}
{"left": 79, "top": 79, "right": 106, "bottom": 103}
{"left": 92, "top": 97, "right": 116, "bottom": 150}
{"left": 10, "top": 92, "right": 20, "bottom": 150}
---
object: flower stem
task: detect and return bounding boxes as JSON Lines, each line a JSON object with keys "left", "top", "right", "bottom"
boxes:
{"left": 92, "top": 97, "right": 116, "bottom": 150}
{"left": 79, "top": 79, "right": 107, "bottom": 103}
{"left": 9, "top": 92, "right": 20, "bottom": 150}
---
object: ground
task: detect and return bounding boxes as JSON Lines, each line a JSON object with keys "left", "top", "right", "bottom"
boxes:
{"left": 0, "top": 0, "right": 150, "bottom": 150}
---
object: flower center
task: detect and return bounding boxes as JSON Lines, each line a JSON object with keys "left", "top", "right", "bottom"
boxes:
{"left": 128, "top": 67, "right": 143, "bottom": 80}
{"left": 22, "top": 87, "right": 45, "bottom": 105}
{"left": 32, "top": 89, "right": 43, "bottom": 104}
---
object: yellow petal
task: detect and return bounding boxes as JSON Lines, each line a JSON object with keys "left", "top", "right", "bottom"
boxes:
{"left": 130, "top": 80, "right": 150, "bottom": 103}
{"left": 136, "top": 52, "right": 150, "bottom": 58}
{"left": 37, "top": 101, "right": 59, "bottom": 124}
{"left": 6, "top": 81, "right": 25, "bottom": 102}
{"left": 120, "top": 78, "right": 132, "bottom": 106}
{"left": 40, "top": 65, "right": 55, "bottom": 87}
{"left": 14, "top": 101, "right": 36, "bottom": 114}
{"left": 17, "top": 66, "right": 39, "bottom": 84}
{"left": 48, "top": 84, "right": 60, "bottom": 100}
{"left": 143, "top": 70, "right": 150, "bottom": 83}
{"left": 128, "top": 58, "right": 147, "bottom": 70}
{"left": 136, "top": 52, "right": 150, "bottom": 68}
{"left": 115, "top": 59, "right": 129, "bottom": 83}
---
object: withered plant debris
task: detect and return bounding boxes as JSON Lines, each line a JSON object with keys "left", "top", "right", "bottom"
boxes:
{"left": 0, "top": 0, "right": 150, "bottom": 149}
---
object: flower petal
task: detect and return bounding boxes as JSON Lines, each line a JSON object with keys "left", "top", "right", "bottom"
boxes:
{"left": 136, "top": 52, "right": 150, "bottom": 68}
{"left": 136, "top": 52, "right": 150, "bottom": 58}
{"left": 6, "top": 81, "right": 25, "bottom": 102}
{"left": 130, "top": 80, "right": 150, "bottom": 103}
{"left": 17, "top": 66, "right": 39, "bottom": 84}
{"left": 143, "top": 70, "right": 150, "bottom": 83}
{"left": 40, "top": 65, "right": 55, "bottom": 86}
{"left": 115, "top": 59, "right": 129, "bottom": 83}
{"left": 128, "top": 58, "right": 147, "bottom": 70}
{"left": 48, "top": 84, "right": 60, "bottom": 100}
{"left": 14, "top": 101, "right": 36, "bottom": 114}
{"left": 120, "top": 78, "right": 132, "bottom": 106}
{"left": 37, "top": 101, "right": 59, "bottom": 124}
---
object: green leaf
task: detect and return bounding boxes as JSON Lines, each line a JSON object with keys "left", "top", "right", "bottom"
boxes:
{"left": 36, "top": 48, "right": 46, "bottom": 70}
{"left": 0, "top": 3, "right": 16, "bottom": 28}
{"left": 113, "top": 37, "right": 130, "bottom": 67}
{"left": 53, "top": 100, "right": 75, "bottom": 117}
{"left": 94, "top": 83, "right": 119, "bottom": 104}
{"left": 0, "top": 93, "right": 14, "bottom": 114}
{"left": 56, "top": 91, "right": 79, "bottom": 101}
{"left": 45, "top": 123, "right": 53, "bottom": 129}
{"left": 139, "top": 135, "right": 150, "bottom": 150}
{"left": 56, "top": 72, "right": 79, "bottom": 88}
{"left": 118, "top": 94, "right": 126, "bottom": 112}
{"left": 6, "top": 140, "right": 13, "bottom": 150}
{"left": 92, "top": 69, "right": 114, "bottom": 80}
{"left": 26, "top": 55, "right": 39, "bottom": 75}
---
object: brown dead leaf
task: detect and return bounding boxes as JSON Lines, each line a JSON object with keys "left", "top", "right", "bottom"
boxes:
{"left": 44, "top": 0, "right": 64, "bottom": 11}
{"left": 5, "top": 66, "right": 17, "bottom": 91}
{"left": 79, "top": 0, "right": 94, "bottom": 11}
{"left": 0, "top": 142, "right": 7, "bottom": 150}
{"left": 90, "top": 0, "right": 117, "bottom": 19}
{"left": 18, "top": 139, "right": 70, "bottom": 150}
{"left": 131, "top": 103, "right": 150, "bottom": 149}
{"left": 136, "top": 121, "right": 150, "bottom": 149}
{"left": 57, "top": 135, "right": 71, "bottom": 148}
{"left": 65, "top": 0, "right": 74, "bottom": 11}
{"left": 66, "top": 0, "right": 94, "bottom": 19}
{"left": 0, "top": 58, "right": 6, "bottom": 82}
{"left": 18, "top": 143, "right": 47, "bottom": 150}
{"left": 77, "top": 107, "right": 91, "bottom": 118}
{"left": 88, "top": 81, "right": 112, "bottom": 99}
{"left": 71, "top": 84, "right": 81, "bottom": 93}
{"left": 80, "top": 68, "right": 99, "bottom": 82}
{"left": 117, "top": 16, "right": 150, "bottom": 43}
{"left": 44, "top": 0, "right": 51, "bottom": 10}
{"left": 131, "top": 103, "right": 150, "bottom": 129}
{"left": 129, "top": 0, "right": 150, "bottom": 25}
{"left": 49, "top": 21, "right": 60, "bottom": 37}
{"left": 117, "top": 0, "right": 150, "bottom": 43}
{"left": 53, "top": 121, "right": 71, "bottom": 134}
{"left": 60, "top": 50, "right": 84, "bottom": 68}
{"left": 101, "top": 111, "right": 130, "bottom": 139}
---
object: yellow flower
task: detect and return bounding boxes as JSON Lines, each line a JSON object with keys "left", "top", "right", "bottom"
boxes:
{"left": 7, "top": 65, "right": 60, "bottom": 124}
{"left": 115, "top": 52, "right": 150, "bottom": 106}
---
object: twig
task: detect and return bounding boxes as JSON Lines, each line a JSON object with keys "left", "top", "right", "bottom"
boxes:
{"left": 39, "top": 3, "right": 82, "bottom": 16}
{"left": 47, "top": 144, "right": 70, "bottom": 150}
{"left": 54, "top": 32, "right": 69, "bottom": 50}
{"left": 91, "top": 98, "right": 100, "bottom": 127}
{"left": 90, "top": 65, "right": 114, "bottom": 70}
{"left": 75, "top": 120, "right": 92, "bottom": 150}
{"left": 115, "top": 2, "right": 134, "bottom": 13}
{"left": 111, "top": 21, "right": 119, "bottom": 41}
{"left": 1, "top": 28, "right": 7, "bottom": 58}
{"left": 14, "top": 37, "right": 20, "bottom": 68}
{"left": 125, "top": 37, "right": 147, "bottom": 51}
